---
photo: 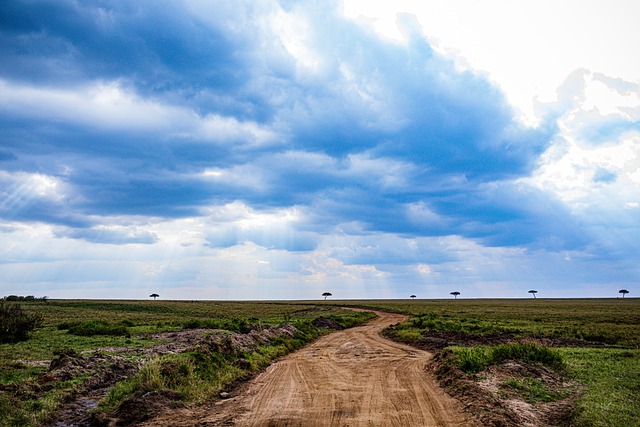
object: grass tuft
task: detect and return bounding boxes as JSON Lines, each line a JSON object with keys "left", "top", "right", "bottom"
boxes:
{"left": 502, "top": 377, "right": 568, "bottom": 403}
{"left": 58, "top": 320, "right": 131, "bottom": 337}
{"left": 450, "top": 343, "right": 564, "bottom": 374}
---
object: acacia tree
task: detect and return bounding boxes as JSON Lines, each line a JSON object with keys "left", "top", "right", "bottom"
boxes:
{"left": 322, "top": 292, "right": 332, "bottom": 300}
{"left": 150, "top": 293, "right": 159, "bottom": 300}
{"left": 450, "top": 291, "right": 460, "bottom": 299}
{"left": 528, "top": 290, "right": 538, "bottom": 299}
{"left": 410, "top": 295, "right": 416, "bottom": 299}
{"left": 619, "top": 289, "right": 629, "bottom": 298}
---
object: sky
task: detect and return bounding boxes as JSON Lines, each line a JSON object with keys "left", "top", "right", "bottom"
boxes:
{"left": 1, "top": 0, "right": 639, "bottom": 300}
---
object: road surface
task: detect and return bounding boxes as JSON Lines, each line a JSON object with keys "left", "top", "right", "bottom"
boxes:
{"left": 144, "top": 310, "right": 472, "bottom": 426}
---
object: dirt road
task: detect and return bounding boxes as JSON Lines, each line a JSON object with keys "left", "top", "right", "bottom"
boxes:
{"left": 143, "top": 311, "right": 472, "bottom": 426}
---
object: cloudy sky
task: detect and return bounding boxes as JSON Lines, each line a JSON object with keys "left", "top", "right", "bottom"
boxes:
{"left": 1, "top": 0, "right": 639, "bottom": 300}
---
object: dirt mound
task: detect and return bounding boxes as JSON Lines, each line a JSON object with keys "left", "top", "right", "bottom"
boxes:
{"left": 44, "top": 350, "right": 138, "bottom": 427}
{"left": 146, "top": 323, "right": 299, "bottom": 356}
{"left": 108, "top": 391, "right": 186, "bottom": 426}
{"left": 44, "top": 324, "right": 305, "bottom": 426}
{"left": 311, "top": 316, "right": 343, "bottom": 330}
{"left": 431, "top": 350, "right": 578, "bottom": 427}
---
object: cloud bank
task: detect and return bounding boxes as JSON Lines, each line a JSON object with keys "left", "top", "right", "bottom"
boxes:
{"left": 0, "top": 0, "right": 638, "bottom": 299}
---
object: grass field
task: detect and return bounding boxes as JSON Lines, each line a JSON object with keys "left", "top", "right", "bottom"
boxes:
{"left": 1, "top": 298, "right": 639, "bottom": 426}
{"left": 340, "top": 298, "right": 640, "bottom": 348}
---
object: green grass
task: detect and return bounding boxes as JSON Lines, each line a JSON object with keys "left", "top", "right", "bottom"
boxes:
{"left": 503, "top": 377, "right": 568, "bottom": 404}
{"left": 341, "top": 298, "right": 640, "bottom": 348}
{"left": 560, "top": 348, "right": 640, "bottom": 427}
{"left": 59, "top": 320, "right": 132, "bottom": 337}
{"left": 102, "top": 353, "right": 245, "bottom": 410}
{"left": 448, "top": 342, "right": 564, "bottom": 374}
{"left": 33, "top": 300, "right": 337, "bottom": 327}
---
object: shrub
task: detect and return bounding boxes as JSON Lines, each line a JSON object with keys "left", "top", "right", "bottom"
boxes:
{"left": 3, "top": 295, "right": 47, "bottom": 302}
{"left": 451, "top": 342, "right": 564, "bottom": 374}
{"left": 453, "top": 346, "right": 490, "bottom": 374}
{"left": 491, "top": 342, "right": 564, "bottom": 370}
{"left": 182, "top": 317, "right": 250, "bottom": 333}
{"left": 0, "top": 301, "right": 43, "bottom": 343}
{"left": 61, "top": 320, "right": 131, "bottom": 337}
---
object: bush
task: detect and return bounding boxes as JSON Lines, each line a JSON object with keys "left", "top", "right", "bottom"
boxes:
{"left": 451, "top": 342, "right": 564, "bottom": 374}
{"left": 491, "top": 342, "right": 564, "bottom": 370}
{"left": 3, "top": 295, "right": 47, "bottom": 302}
{"left": 60, "top": 320, "right": 131, "bottom": 337}
{"left": 453, "top": 346, "right": 490, "bottom": 374}
{"left": 0, "top": 301, "right": 43, "bottom": 343}
{"left": 182, "top": 317, "right": 250, "bottom": 333}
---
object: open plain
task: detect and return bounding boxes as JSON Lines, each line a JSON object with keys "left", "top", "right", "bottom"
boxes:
{"left": 1, "top": 298, "right": 638, "bottom": 426}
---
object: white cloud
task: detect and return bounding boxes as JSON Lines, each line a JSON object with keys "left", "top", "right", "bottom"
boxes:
{"left": 344, "top": 154, "right": 416, "bottom": 190}
{"left": 342, "top": 0, "right": 640, "bottom": 126}
{"left": 527, "top": 72, "right": 640, "bottom": 213}
{"left": 0, "top": 171, "right": 70, "bottom": 214}
{"left": 56, "top": 225, "right": 159, "bottom": 245}
{"left": 0, "top": 79, "right": 277, "bottom": 145}
{"left": 202, "top": 202, "right": 317, "bottom": 251}
{"left": 405, "top": 202, "right": 447, "bottom": 228}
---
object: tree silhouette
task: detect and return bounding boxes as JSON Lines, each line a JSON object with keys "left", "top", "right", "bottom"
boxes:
{"left": 450, "top": 291, "right": 460, "bottom": 299}
{"left": 619, "top": 289, "right": 629, "bottom": 298}
{"left": 410, "top": 295, "right": 416, "bottom": 299}
{"left": 150, "top": 293, "right": 159, "bottom": 300}
{"left": 528, "top": 290, "right": 538, "bottom": 299}
{"left": 322, "top": 292, "right": 332, "bottom": 300}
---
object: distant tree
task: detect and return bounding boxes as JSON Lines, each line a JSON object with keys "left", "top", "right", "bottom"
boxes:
{"left": 450, "top": 291, "right": 460, "bottom": 299}
{"left": 3, "top": 295, "right": 47, "bottom": 302}
{"left": 322, "top": 292, "right": 332, "bottom": 300}
{"left": 619, "top": 289, "right": 629, "bottom": 298}
{"left": 410, "top": 295, "right": 416, "bottom": 299}
{"left": 150, "top": 293, "right": 159, "bottom": 300}
{"left": 528, "top": 290, "right": 538, "bottom": 299}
